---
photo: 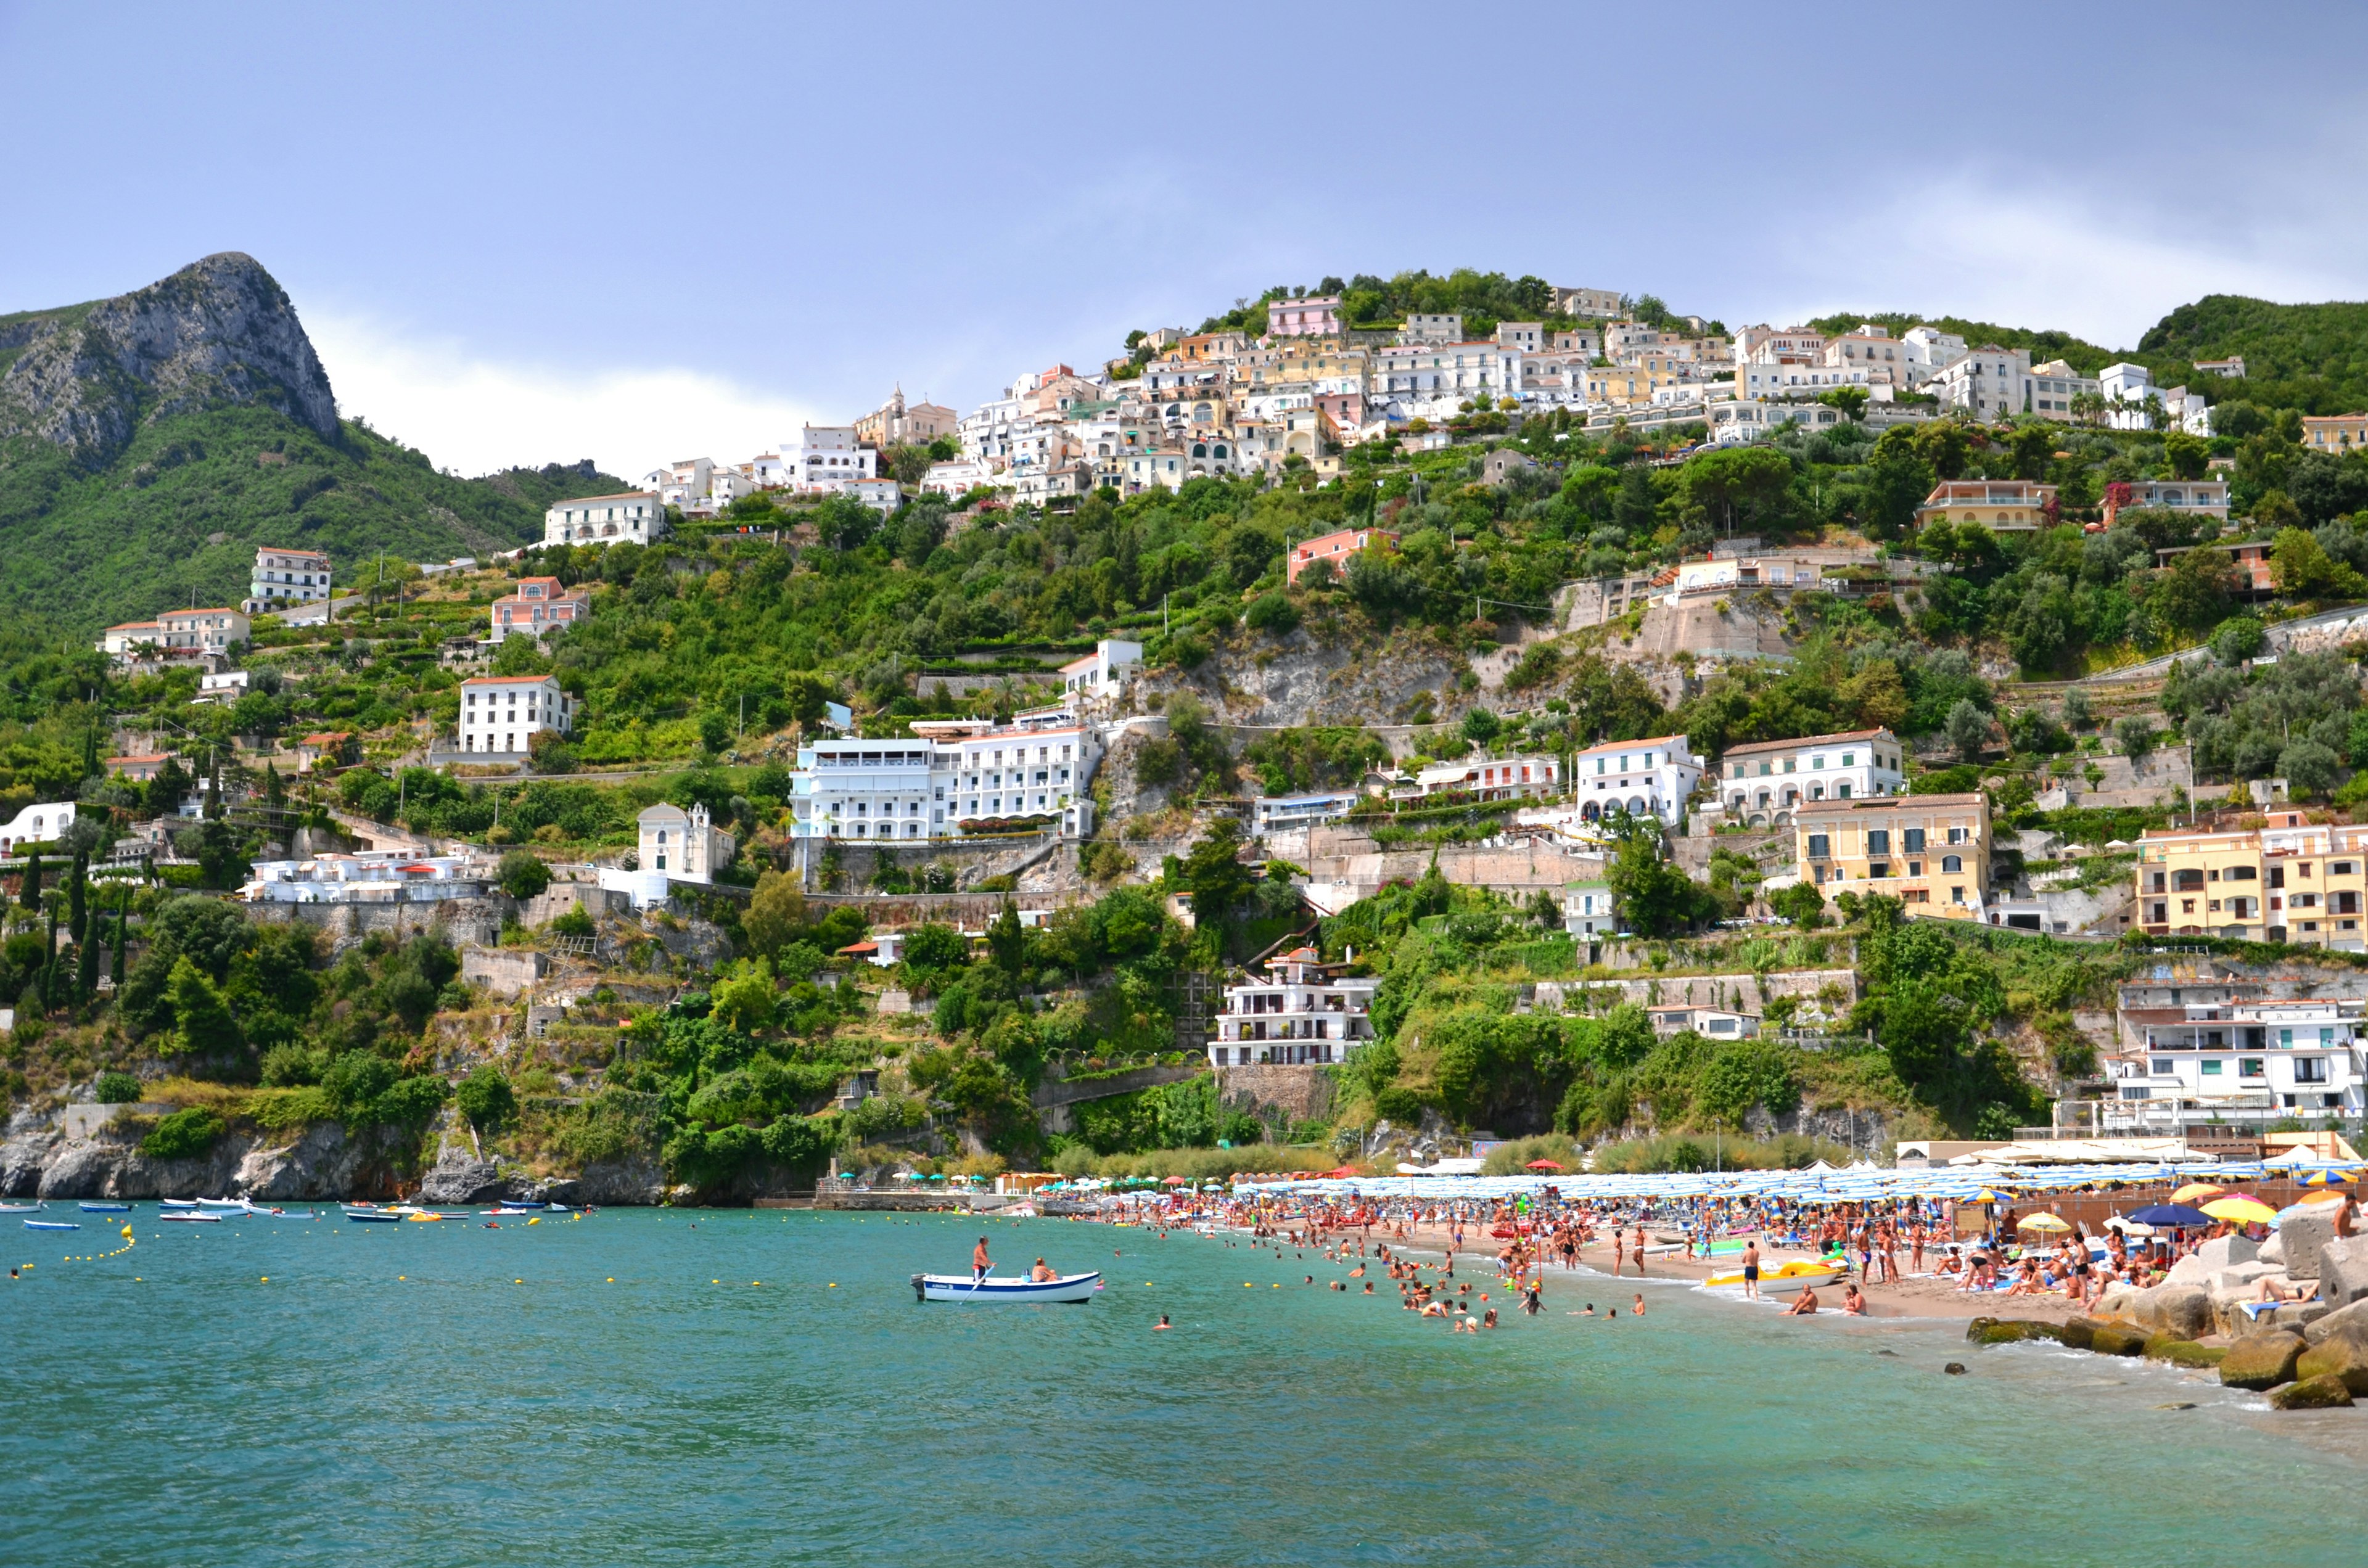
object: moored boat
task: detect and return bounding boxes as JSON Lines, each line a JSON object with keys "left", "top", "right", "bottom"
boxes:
{"left": 911, "top": 1271, "right": 1101, "bottom": 1304}
{"left": 347, "top": 1210, "right": 401, "bottom": 1223}
{"left": 25, "top": 1219, "right": 80, "bottom": 1231}
{"left": 159, "top": 1212, "right": 223, "bottom": 1223}
{"left": 160, "top": 1199, "right": 200, "bottom": 1210}
{"left": 80, "top": 1202, "right": 133, "bottom": 1212}
{"left": 0, "top": 1202, "right": 42, "bottom": 1213}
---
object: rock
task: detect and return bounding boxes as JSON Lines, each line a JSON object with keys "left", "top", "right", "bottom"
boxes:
{"left": 2090, "top": 1324, "right": 2148, "bottom": 1357}
{"left": 419, "top": 1157, "right": 508, "bottom": 1205}
{"left": 2319, "top": 1236, "right": 2368, "bottom": 1308}
{"left": 2294, "top": 1331, "right": 2368, "bottom": 1394}
{"left": 2143, "top": 1335, "right": 2227, "bottom": 1369}
{"left": 1943, "top": 1363, "right": 1967, "bottom": 1375}
{"left": 2195, "top": 1234, "right": 2259, "bottom": 1271}
{"left": 2304, "top": 1297, "right": 2368, "bottom": 1347}
{"left": 2060, "top": 1316, "right": 2101, "bottom": 1350}
{"left": 2210, "top": 1260, "right": 2279, "bottom": 1292}
{"left": 2267, "top": 1373, "right": 2354, "bottom": 1410}
{"left": 2094, "top": 1282, "right": 2142, "bottom": 1319}
{"left": 2259, "top": 1233, "right": 2286, "bottom": 1266}
{"left": 2128, "top": 1284, "right": 2214, "bottom": 1340}
{"left": 2155, "top": 1402, "right": 2196, "bottom": 1410}
{"left": 2220, "top": 1329, "right": 2307, "bottom": 1391}
{"left": 2163, "top": 1254, "right": 2213, "bottom": 1288}
{"left": 1966, "top": 1318, "right": 2061, "bottom": 1346}
{"left": 2277, "top": 1212, "right": 2337, "bottom": 1286}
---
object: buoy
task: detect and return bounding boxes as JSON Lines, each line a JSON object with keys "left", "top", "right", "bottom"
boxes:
{"left": 261, "top": 1276, "right": 269, "bottom": 1283}
{"left": 607, "top": 1277, "right": 615, "bottom": 1283}
{"left": 514, "top": 1278, "right": 523, "bottom": 1284}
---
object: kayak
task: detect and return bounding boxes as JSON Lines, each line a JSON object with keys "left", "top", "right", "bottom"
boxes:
{"left": 911, "top": 1271, "right": 1101, "bottom": 1305}
{"left": 25, "top": 1220, "right": 79, "bottom": 1231}
{"left": 1705, "top": 1260, "right": 1844, "bottom": 1295}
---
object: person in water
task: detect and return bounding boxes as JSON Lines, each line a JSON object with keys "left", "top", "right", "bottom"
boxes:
{"left": 973, "top": 1237, "right": 992, "bottom": 1282}
{"left": 1785, "top": 1284, "right": 1820, "bottom": 1316}
{"left": 1842, "top": 1282, "right": 1868, "bottom": 1315}
{"left": 1153, "top": 1315, "right": 1170, "bottom": 1331}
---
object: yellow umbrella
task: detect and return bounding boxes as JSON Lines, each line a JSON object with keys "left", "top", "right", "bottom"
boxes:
{"left": 2016, "top": 1213, "right": 2073, "bottom": 1232}
{"left": 2172, "top": 1183, "right": 2226, "bottom": 1204}
{"left": 2293, "top": 1189, "right": 2350, "bottom": 1207}
{"left": 2300, "top": 1168, "right": 2360, "bottom": 1187}
{"left": 2201, "top": 1196, "right": 2278, "bottom": 1225}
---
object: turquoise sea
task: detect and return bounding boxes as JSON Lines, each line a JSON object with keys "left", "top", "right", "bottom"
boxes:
{"left": 6, "top": 1207, "right": 2367, "bottom": 1567}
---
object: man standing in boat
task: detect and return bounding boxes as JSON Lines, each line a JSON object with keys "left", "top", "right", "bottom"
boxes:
{"left": 973, "top": 1236, "right": 992, "bottom": 1283}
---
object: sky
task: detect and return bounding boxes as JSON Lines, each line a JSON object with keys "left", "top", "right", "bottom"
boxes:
{"left": 5, "top": 1, "right": 2367, "bottom": 480}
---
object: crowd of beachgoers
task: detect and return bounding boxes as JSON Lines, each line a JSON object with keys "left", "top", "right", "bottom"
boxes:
{"left": 1058, "top": 1185, "right": 2360, "bottom": 1330}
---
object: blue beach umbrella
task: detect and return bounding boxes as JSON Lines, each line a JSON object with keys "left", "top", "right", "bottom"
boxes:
{"left": 2127, "top": 1204, "right": 2211, "bottom": 1228}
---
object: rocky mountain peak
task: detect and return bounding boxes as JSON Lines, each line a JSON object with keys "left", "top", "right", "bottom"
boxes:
{"left": 0, "top": 251, "right": 338, "bottom": 462}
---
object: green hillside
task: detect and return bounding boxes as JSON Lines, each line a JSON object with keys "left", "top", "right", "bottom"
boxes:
{"left": 0, "top": 407, "right": 620, "bottom": 631}
{"left": 2137, "top": 294, "right": 2368, "bottom": 414}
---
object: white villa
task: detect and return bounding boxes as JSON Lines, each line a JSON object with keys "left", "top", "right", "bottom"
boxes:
{"left": 1207, "top": 946, "right": 1380, "bottom": 1067}
{"left": 1571, "top": 734, "right": 1704, "bottom": 826}
{"left": 1717, "top": 728, "right": 1907, "bottom": 826}
{"left": 247, "top": 547, "right": 331, "bottom": 613}
{"left": 458, "top": 675, "right": 575, "bottom": 755}
{"left": 544, "top": 491, "right": 666, "bottom": 546}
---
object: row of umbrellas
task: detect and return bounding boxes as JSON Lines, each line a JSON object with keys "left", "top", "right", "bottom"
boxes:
{"left": 1229, "top": 1160, "right": 2368, "bottom": 1204}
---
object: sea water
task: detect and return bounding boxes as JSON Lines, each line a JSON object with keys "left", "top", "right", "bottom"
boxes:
{"left": 4, "top": 1209, "right": 2365, "bottom": 1567}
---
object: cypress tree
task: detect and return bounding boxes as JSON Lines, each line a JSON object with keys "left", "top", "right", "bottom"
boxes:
{"left": 75, "top": 874, "right": 101, "bottom": 1003}
{"left": 110, "top": 882, "right": 127, "bottom": 990}
{"left": 20, "top": 851, "right": 41, "bottom": 914}
{"left": 67, "top": 853, "right": 88, "bottom": 946}
{"left": 38, "top": 903, "right": 57, "bottom": 1013}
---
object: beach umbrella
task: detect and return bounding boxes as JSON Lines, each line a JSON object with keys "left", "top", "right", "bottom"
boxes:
{"left": 2171, "top": 1182, "right": 2226, "bottom": 1204}
{"left": 2274, "top": 1198, "right": 2341, "bottom": 1223}
{"left": 1164, "top": 1176, "right": 1188, "bottom": 1185}
{"left": 2128, "top": 1204, "right": 2211, "bottom": 1227}
{"left": 2201, "top": 1196, "right": 2278, "bottom": 1226}
{"left": 2016, "top": 1213, "right": 2072, "bottom": 1232}
{"left": 2300, "top": 1167, "right": 2361, "bottom": 1186}
{"left": 1524, "top": 1159, "right": 1564, "bottom": 1172}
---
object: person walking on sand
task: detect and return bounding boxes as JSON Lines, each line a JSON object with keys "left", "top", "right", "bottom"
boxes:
{"left": 972, "top": 1237, "right": 993, "bottom": 1283}
{"left": 1740, "top": 1239, "right": 1762, "bottom": 1301}
{"left": 1632, "top": 1225, "right": 1646, "bottom": 1277}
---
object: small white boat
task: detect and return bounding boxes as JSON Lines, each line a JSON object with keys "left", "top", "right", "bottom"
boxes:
{"left": 25, "top": 1219, "right": 78, "bottom": 1231}
{"left": 159, "top": 1212, "right": 223, "bottom": 1223}
{"left": 912, "top": 1271, "right": 1101, "bottom": 1305}
{"left": 197, "top": 1197, "right": 249, "bottom": 1210}
{"left": 160, "top": 1199, "right": 201, "bottom": 1210}
{"left": 347, "top": 1210, "right": 401, "bottom": 1223}
{"left": 80, "top": 1202, "right": 133, "bottom": 1212}
{"left": 0, "top": 1202, "right": 42, "bottom": 1213}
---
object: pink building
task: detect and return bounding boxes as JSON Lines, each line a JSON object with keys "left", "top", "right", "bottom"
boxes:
{"left": 1286, "top": 527, "right": 1398, "bottom": 585}
{"left": 1269, "top": 295, "right": 1342, "bottom": 337}
{"left": 490, "top": 576, "right": 593, "bottom": 641}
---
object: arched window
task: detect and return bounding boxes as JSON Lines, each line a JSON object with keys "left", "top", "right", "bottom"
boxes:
{"left": 1942, "top": 855, "right": 1963, "bottom": 874}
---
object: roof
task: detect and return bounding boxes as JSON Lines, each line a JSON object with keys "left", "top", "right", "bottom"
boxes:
{"left": 158, "top": 607, "right": 243, "bottom": 620}
{"left": 109, "top": 753, "right": 170, "bottom": 765}
{"left": 105, "top": 621, "right": 162, "bottom": 632}
{"left": 1720, "top": 728, "right": 1893, "bottom": 758}
{"left": 460, "top": 675, "right": 563, "bottom": 687}
{"left": 299, "top": 731, "right": 352, "bottom": 747}
{"left": 1796, "top": 792, "right": 1986, "bottom": 814}
{"left": 1574, "top": 733, "right": 1689, "bottom": 758}
{"left": 549, "top": 491, "right": 657, "bottom": 504}
{"left": 256, "top": 546, "right": 329, "bottom": 560}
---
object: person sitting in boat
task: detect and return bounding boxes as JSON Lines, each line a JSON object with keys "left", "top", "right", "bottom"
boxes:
{"left": 1030, "top": 1257, "right": 1057, "bottom": 1282}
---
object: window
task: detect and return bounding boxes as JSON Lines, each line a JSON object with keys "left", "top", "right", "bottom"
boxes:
{"left": 2202, "top": 1059, "right": 2223, "bottom": 1075}
{"left": 1867, "top": 830, "right": 1889, "bottom": 855}
{"left": 1941, "top": 855, "right": 1963, "bottom": 874}
{"left": 2239, "top": 1058, "right": 2266, "bottom": 1079}
{"left": 1903, "top": 827, "right": 1926, "bottom": 853}
{"left": 2296, "top": 1057, "right": 2329, "bottom": 1084}
{"left": 1807, "top": 834, "right": 1830, "bottom": 859}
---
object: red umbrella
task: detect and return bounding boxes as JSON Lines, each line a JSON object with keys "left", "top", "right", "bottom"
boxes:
{"left": 1162, "top": 1176, "right": 1188, "bottom": 1184}
{"left": 1524, "top": 1159, "right": 1564, "bottom": 1172}
{"left": 1322, "top": 1167, "right": 1359, "bottom": 1178}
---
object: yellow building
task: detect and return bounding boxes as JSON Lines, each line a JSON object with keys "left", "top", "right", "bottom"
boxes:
{"left": 2301, "top": 414, "right": 2368, "bottom": 454}
{"left": 1794, "top": 792, "right": 1989, "bottom": 919}
{"left": 1912, "top": 479, "right": 2057, "bottom": 533}
{"left": 2136, "top": 811, "right": 2368, "bottom": 948}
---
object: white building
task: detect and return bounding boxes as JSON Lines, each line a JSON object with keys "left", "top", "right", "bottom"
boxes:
{"left": 0, "top": 800, "right": 75, "bottom": 853}
{"left": 1253, "top": 791, "right": 1360, "bottom": 837}
{"left": 1408, "top": 754, "right": 1563, "bottom": 802}
{"left": 1571, "top": 733, "right": 1704, "bottom": 826}
{"left": 850, "top": 477, "right": 903, "bottom": 515}
{"left": 1564, "top": 877, "right": 1616, "bottom": 938}
{"left": 1207, "top": 946, "right": 1379, "bottom": 1067}
{"left": 780, "top": 425, "right": 878, "bottom": 494}
{"left": 2108, "top": 997, "right": 2364, "bottom": 1127}
{"left": 1928, "top": 346, "right": 2033, "bottom": 420}
{"left": 545, "top": 491, "right": 666, "bottom": 546}
{"left": 1058, "top": 638, "right": 1142, "bottom": 704}
{"left": 1400, "top": 313, "right": 1464, "bottom": 343}
{"left": 457, "top": 674, "right": 575, "bottom": 755}
{"left": 100, "top": 608, "right": 251, "bottom": 659}
{"left": 787, "top": 708, "right": 1100, "bottom": 842}
{"left": 644, "top": 457, "right": 752, "bottom": 515}
{"left": 1901, "top": 327, "right": 1968, "bottom": 384}
{"left": 2095, "top": 363, "right": 2216, "bottom": 434}
{"left": 242, "top": 850, "right": 487, "bottom": 905}
{"left": 2028, "top": 359, "right": 2100, "bottom": 421}
{"left": 1717, "top": 728, "right": 1907, "bottom": 824}
{"left": 1646, "top": 1004, "right": 1761, "bottom": 1039}
{"left": 638, "top": 802, "right": 734, "bottom": 884}
{"left": 921, "top": 458, "right": 992, "bottom": 496}
{"left": 247, "top": 547, "right": 331, "bottom": 613}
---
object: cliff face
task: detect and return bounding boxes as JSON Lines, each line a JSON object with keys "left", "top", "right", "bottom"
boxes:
{"left": 0, "top": 252, "right": 337, "bottom": 463}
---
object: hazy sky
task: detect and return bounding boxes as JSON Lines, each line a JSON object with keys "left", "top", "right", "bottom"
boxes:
{"left": 5, "top": 1, "right": 2366, "bottom": 478}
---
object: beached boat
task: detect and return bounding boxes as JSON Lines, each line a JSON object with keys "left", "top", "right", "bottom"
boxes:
{"left": 159, "top": 1212, "right": 223, "bottom": 1223}
{"left": 79, "top": 1202, "right": 132, "bottom": 1212}
{"left": 911, "top": 1271, "right": 1102, "bottom": 1305}
{"left": 1704, "top": 1260, "right": 1844, "bottom": 1295}
{"left": 25, "top": 1219, "right": 80, "bottom": 1231}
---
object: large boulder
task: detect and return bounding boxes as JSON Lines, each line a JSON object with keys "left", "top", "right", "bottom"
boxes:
{"left": 2059, "top": 1316, "right": 2101, "bottom": 1350}
{"left": 2090, "top": 1324, "right": 2148, "bottom": 1357}
{"left": 2094, "top": 1282, "right": 2142, "bottom": 1320}
{"left": 2144, "top": 1335, "right": 2227, "bottom": 1369}
{"left": 2317, "top": 1236, "right": 2368, "bottom": 1308}
{"left": 2163, "top": 1254, "right": 2213, "bottom": 1288}
{"left": 2277, "top": 1212, "right": 2337, "bottom": 1285}
{"left": 2194, "top": 1234, "right": 2259, "bottom": 1271}
{"left": 2294, "top": 1331, "right": 2368, "bottom": 1394}
{"left": 2220, "top": 1329, "right": 2307, "bottom": 1391}
{"left": 2128, "top": 1284, "right": 2214, "bottom": 1340}
{"left": 2304, "top": 1297, "right": 2368, "bottom": 1347}
{"left": 419, "top": 1156, "right": 508, "bottom": 1205}
{"left": 1965, "top": 1318, "right": 2061, "bottom": 1346}
{"left": 2210, "top": 1260, "right": 2280, "bottom": 1292}
{"left": 2268, "top": 1373, "right": 2354, "bottom": 1410}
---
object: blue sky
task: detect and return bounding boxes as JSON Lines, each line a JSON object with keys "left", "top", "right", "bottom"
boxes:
{"left": 5, "top": 1, "right": 2365, "bottom": 478}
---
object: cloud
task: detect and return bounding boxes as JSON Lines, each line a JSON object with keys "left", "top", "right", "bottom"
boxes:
{"left": 1756, "top": 176, "right": 2364, "bottom": 348}
{"left": 303, "top": 313, "right": 821, "bottom": 480}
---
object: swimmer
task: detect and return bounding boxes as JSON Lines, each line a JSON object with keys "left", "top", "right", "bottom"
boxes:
{"left": 1304, "top": 1275, "right": 1314, "bottom": 1285}
{"left": 1154, "top": 1315, "right": 1170, "bottom": 1330}
{"left": 1362, "top": 1282, "right": 1374, "bottom": 1294}
{"left": 1632, "top": 1293, "right": 1645, "bottom": 1317}
{"left": 1482, "top": 1308, "right": 1498, "bottom": 1329}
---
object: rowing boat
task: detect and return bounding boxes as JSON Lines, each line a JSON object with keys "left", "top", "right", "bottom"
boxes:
{"left": 911, "top": 1271, "right": 1101, "bottom": 1304}
{"left": 80, "top": 1202, "right": 132, "bottom": 1212}
{"left": 0, "top": 1201, "right": 44, "bottom": 1213}
{"left": 347, "top": 1210, "right": 401, "bottom": 1223}
{"left": 25, "top": 1220, "right": 79, "bottom": 1231}
{"left": 160, "top": 1212, "right": 223, "bottom": 1223}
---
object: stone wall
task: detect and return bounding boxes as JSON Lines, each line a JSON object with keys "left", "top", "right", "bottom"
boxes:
{"left": 1532, "top": 967, "right": 1859, "bottom": 1016}
{"left": 247, "top": 895, "right": 506, "bottom": 943}
{"left": 461, "top": 945, "right": 546, "bottom": 998}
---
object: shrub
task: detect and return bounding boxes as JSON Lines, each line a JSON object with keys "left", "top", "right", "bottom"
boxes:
{"left": 93, "top": 1071, "right": 142, "bottom": 1104}
{"left": 498, "top": 849, "right": 551, "bottom": 900}
{"left": 455, "top": 1064, "right": 518, "bottom": 1135}
{"left": 1244, "top": 591, "right": 1299, "bottom": 635}
{"left": 141, "top": 1107, "right": 226, "bottom": 1161}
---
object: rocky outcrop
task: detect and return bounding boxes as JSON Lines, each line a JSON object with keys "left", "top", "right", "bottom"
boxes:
{"left": 2268, "top": 1374, "right": 2354, "bottom": 1410}
{"left": 2, "top": 1112, "right": 402, "bottom": 1200}
{"left": 2295, "top": 1331, "right": 2368, "bottom": 1394}
{"left": 2089, "top": 1324, "right": 2148, "bottom": 1357}
{"left": 0, "top": 252, "right": 337, "bottom": 462}
{"left": 2304, "top": 1297, "right": 2368, "bottom": 1347}
{"left": 2144, "top": 1336, "right": 2226, "bottom": 1369}
{"left": 1965, "top": 1317, "right": 2062, "bottom": 1346}
{"left": 2219, "top": 1330, "right": 2306, "bottom": 1391}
